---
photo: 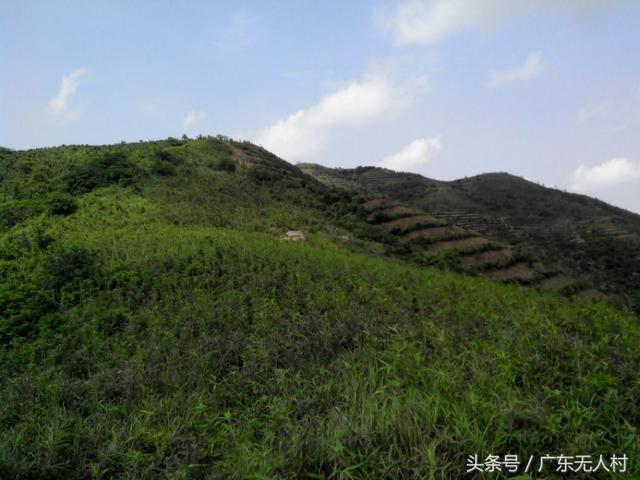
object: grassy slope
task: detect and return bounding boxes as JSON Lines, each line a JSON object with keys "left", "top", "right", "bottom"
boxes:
{"left": 1, "top": 140, "right": 639, "bottom": 479}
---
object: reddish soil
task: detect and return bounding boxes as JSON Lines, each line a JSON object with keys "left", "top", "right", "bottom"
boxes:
{"left": 462, "top": 249, "right": 513, "bottom": 269}
{"left": 383, "top": 215, "right": 446, "bottom": 232}
{"left": 484, "top": 262, "right": 537, "bottom": 282}
{"left": 429, "top": 237, "right": 489, "bottom": 253}
{"left": 539, "top": 275, "right": 575, "bottom": 292}
{"left": 402, "top": 226, "right": 466, "bottom": 242}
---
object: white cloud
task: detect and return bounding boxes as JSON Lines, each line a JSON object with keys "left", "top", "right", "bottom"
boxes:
{"left": 182, "top": 110, "right": 206, "bottom": 135}
{"left": 488, "top": 52, "right": 545, "bottom": 88}
{"left": 570, "top": 158, "right": 640, "bottom": 193}
{"left": 48, "top": 68, "right": 88, "bottom": 119}
{"left": 577, "top": 100, "right": 613, "bottom": 122}
{"left": 377, "top": 0, "right": 628, "bottom": 45}
{"left": 378, "top": 137, "right": 442, "bottom": 173}
{"left": 254, "top": 76, "right": 427, "bottom": 162}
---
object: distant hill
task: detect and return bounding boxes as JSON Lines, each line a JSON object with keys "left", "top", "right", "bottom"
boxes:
{"left": 1, "top": 139, "right": 639, "bottom": 478}
{"left": 300, "top": 164, "right": 640, "bottom": 312}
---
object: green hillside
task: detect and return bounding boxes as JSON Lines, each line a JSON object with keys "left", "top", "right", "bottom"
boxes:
{"left": 1, "top": 139, "right": 639, "bottom": 479}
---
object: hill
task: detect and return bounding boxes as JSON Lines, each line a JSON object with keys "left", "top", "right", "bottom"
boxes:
{"left": 300, "top": 164, "right": 640, "bottom": 312}
{"left": 1, "top": 139, "right": 639, "bottom": 478}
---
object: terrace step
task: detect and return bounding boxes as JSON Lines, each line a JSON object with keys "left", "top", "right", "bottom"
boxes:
{"left": 573, "top": 289, "right": 608, "bottom": 302}
{"left": 461, "top": 249, "right": 514, "bottom": 270}
{"left": 367, "top": 206, "right": 422, "bottom": 223}
{"left": 539, "top": 275, "right": 577, "bottom": 293}
{"left": 427, "top": 236, "right": 490, "bottom": 254}
{"left": 381, "top": 215, "right": 446, "bottom": 234}
{"left": 484, "top": 262, "right": 538, "bottom": 283}
{"left": 362, "top": 198, "right": 395, "bottom": 212}
{"left": 401, "top": 226, "right": 469, "bottom": 244}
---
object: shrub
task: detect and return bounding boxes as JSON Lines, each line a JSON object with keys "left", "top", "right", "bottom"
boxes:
{"left": 45, "top": 192, "right": 77, "bottom": 216}
{"left": 0, "top": 199, "right": 44, "bottom": 231}
{"left": 413, "top": 249, "right": 462, "bottom": 271}
{"left": 155, "top": 149, "right": 182, "bottom": 165}
{"left": 352, "top": 223, "right": 398, "bottom": 245}
{"left": 0, "top": 278, "right": 56, "bottom": 344}
{"left": 151, "top": 159, "right": 175, "bottom": 176}
{"left": 97, "top": 307, "right": 129, "bottom": 335}
{"left": 65, "top": 152, "right": 141, "bottom": 194}
{"left": 166, "top": 137, "right": 185, "bottom": 147}
{"left": 212, "top": 157, "right": 236, "bottom": 173}
{"left": 39, "top": 245, "right": 100, "bottom": 295}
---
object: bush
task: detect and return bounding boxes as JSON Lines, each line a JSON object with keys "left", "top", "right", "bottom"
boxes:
{"left": 45, "top": 192, "right": 77, "bottom": 216}
{"left": 413, "top": 249, "right": 462, "bottom": 271}
{"left": 0, "top": 199, "right": 44, "bottom": 231}
{"left": 212, "top": 157, "right": 236, "bottom": 173}
{"left": 166, "top": 137, "right": 185, "bottom": 147}
{"left": 155, "top": 149, "right": 182, "bottom": 165}
{"left": 150, "top": 159, "right": 175, "bottom": 176}
{"left": 0, "top": 278, "right": 56, "bottom": 344}
{"left": 39, "top": 245, "right": 100, "bottom": 295}
{"left": 352, "top": 223, "right": 398, "bottom": 245}
{"left": 65, "top": 152, "right": 141, "bottom": 194}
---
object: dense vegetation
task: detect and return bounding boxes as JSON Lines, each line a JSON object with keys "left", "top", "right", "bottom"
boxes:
{"left": 1, "top": 139, "right": 639, "bottom": 478}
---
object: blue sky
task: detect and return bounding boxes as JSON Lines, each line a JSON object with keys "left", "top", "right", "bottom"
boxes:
{"left": 2, "top": 0, "right": 640, "bottom": 212}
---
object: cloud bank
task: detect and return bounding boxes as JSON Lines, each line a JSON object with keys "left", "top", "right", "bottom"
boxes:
{"left": 254, "top": 76, "right": 427, "bottom": 162}
{"left": 570, "top": 158, "right": 640, "bottom": 193}
{"left": 488, "top": 52, "right": 545, "bottom": 88}
{"left": 378, "top": 137, "right": 443, "bottom": 173}
{"left": 377, "top": 0, "right": 627, "bottom": 45}
{"left": 48, "top": 68, "right": 88, "bottom": 119}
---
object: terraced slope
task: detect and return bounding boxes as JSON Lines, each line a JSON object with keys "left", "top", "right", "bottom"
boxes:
{"left": 300, "top": 164, "right": 640, "bottom": 311}
{"left": 356, "top": 195, "right": 589, "bottom": 294}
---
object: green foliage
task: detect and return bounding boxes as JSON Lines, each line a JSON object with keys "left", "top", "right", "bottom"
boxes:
{"left": 413, "top": 249, "right": 462, "bottom": 271}
{"left": 150, "top": 159, "right": 175, "bottom": 176}
{"left": 45, "top": 192, "right": 77, "bottom": 216}
{"left": 211, "top": 156, "right": 236, "bottom": 173}
{"left": 65, "top": 152, "right": 142, "bottom": 194}
{"left": 351, "top": 221, "right": 398, "bottom": 245}
{"left": 165, "top": 136, "right": 185, "bottom": 147}
{"left": 1, "top": 226, "right": 638, "bottom": 478}
{"left": 0, "top": 139, "right": 639, "bottom": 478}
{"left": 0, "top": 199, "right": 44, "bottom": 231}
{"left": 155, "top": 149, "right": 182, "bottom": 165}
{"left": 39, "top": 245, "right": 99, "bottom": 296}
{"left": 0, "top": 220, "right": 53, "bottom": 259}
{"left": 0, "top": 277, "right": 55, "bottom": 343}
